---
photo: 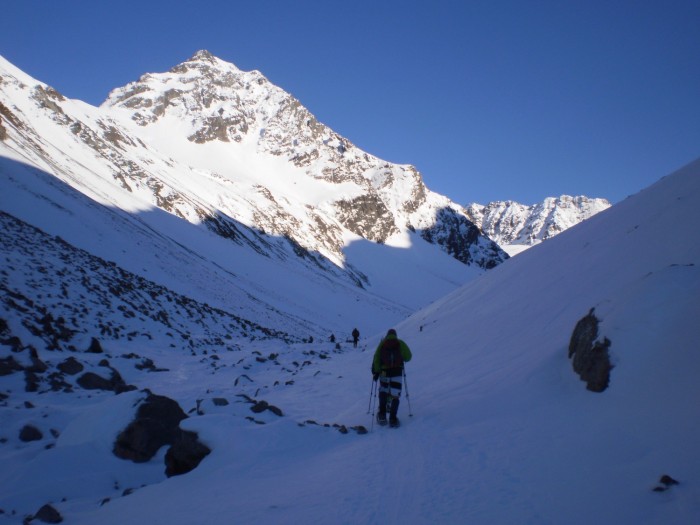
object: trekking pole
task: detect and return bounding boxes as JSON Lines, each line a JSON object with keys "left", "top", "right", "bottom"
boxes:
{"left": 367, "top": 376, "right": 376, "bottom": 414}
{"left": 403, "top": 368, "right": 413, "bottom": 417}
{"left": 369, "top": 379, "right": 377, "bottom": 432}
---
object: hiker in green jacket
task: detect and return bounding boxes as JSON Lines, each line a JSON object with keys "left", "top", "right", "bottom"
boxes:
{"left": 372, "top": 328, "right": 412, "bottom": 427}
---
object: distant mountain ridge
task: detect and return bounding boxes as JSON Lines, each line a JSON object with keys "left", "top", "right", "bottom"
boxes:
{"left": 467, "top": 195, "right": 611, "bottom": 255}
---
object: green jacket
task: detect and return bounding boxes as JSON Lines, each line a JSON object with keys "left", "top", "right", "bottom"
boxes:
{"left": 372, "top": 333, "right": 412, "bottom": 375}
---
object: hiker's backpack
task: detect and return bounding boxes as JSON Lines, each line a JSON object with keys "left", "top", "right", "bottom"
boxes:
{"left": 380, "top": 338, "right": 403, "bottom": 368}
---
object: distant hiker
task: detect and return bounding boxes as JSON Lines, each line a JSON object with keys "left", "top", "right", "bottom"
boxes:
{"left": 330, "top": 333, "right": 336, "bottom": 343}
{"left": 372, "top": 328, "right": 412, "bottom": 427}
{"left": 352, "top": 328, "right": 360, "bottom": 348}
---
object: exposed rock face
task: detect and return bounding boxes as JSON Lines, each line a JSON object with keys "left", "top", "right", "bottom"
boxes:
{"left": 568, "top": 308, "right": 612, "bottom": 392}
{"left": 114, "top": 392, "right": 210, "bottom": 476}
{"left": 420, "top": 207, "right": 503, "bottom": 268}
{"left": 467, "top": 196, "right": 611, "bottom": 253}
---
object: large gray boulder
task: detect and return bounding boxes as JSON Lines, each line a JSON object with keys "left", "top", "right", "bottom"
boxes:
{"left": 113, "top": 392, "right": 210, "bottom": 476}
{"left": 568, "top": 308, "right": 613, "bottom": 392}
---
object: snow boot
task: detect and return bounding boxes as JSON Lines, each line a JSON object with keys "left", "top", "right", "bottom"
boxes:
{"left": 389, "top": 397, "right": 399, "bottom": 419}
{"left": 388, "top": 397, "right": 400, "bottom": 427}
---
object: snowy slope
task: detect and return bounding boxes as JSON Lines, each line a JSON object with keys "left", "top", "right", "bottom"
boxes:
{"left": 1, "top": 144, "right": 698, "bottom": 525}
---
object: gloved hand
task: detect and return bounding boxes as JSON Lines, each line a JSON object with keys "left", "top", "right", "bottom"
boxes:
{"left": 372, "top": 373, "right": 379, "bottom": 382}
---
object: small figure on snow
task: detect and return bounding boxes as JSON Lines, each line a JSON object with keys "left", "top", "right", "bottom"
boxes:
{"left": 352, "top": 327, "right": 360, "bottom": 348}
{"left": 372, "top": 328, "right": 412, "bottom": 427}
{"left": 329, "top": 333, "right": 336, "bottom": 343}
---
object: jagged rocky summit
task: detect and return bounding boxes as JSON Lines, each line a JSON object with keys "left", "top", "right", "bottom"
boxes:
{"left": 101, "top": 50, "right": 507, "bottom": 269}
{"left": 467, "top": 195, "right": 611, "bottom": 255}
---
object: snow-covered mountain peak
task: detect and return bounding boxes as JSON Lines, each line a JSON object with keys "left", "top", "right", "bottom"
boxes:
{"left": 467, "top": 194, "right": 611, "bottom": 255}
{"left": 0, "top": 52, "right": 506, "bottom": 339}
{"left": 96, "top": 52, "right": 507, "bottom": 267}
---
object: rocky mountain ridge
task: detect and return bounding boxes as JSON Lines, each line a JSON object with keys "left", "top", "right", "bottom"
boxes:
{"left": 102, "top": 50, "right": 506, "bottom": 269}
{"left": 467, "top": 195, "right": 611, "bottom": 254}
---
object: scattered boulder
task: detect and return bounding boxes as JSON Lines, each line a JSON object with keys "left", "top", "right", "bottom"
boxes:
{"left": 24, "top": 370, "right": 40, "bottom": 392}
{"left": 47, "top": 372, "right": 73, "bottom": 392}
{"left": 86, "top": 337, "right": 103, "bottom": 353}
{"left": 76, "top": 372, "right": 112, "bottom": 390}
{"left": 76, "top": 368, "right": 134, "bottom": 393}
{"left": 113, "top": 392, "right": 210, "bottom": 476}
{"left": 19, "top": 424, "right": 43, "bottom": 442}
{"left": 135, "top": 358, "right": 168, "bottom": 372}
{"left": 250, "top": 400, "right": 269, "bottom": 413}
{"left": 57, "top": 357, "right": 83, "bottom": 375}
{"left": 249, "top": 399, "right": 283, "bottom": 416}
{"left": 653, "top": 474, "right": 680, "bottom": 492}
{"left": 113, "top": 393, "right": 187, "bottom": 462}
{"left": 212, "top": 397, "right": 229, "bottom": 406}
{"left": 0, "top": 355, "right": 23, "bottom": 376}
{"left": 568, "top": 308, "right": 613, "bottom": 392}
{"left": 27, "top": 347, "right": 48, "bottom": 373}
{"left": 0, "top": 318, "right": 24, "bottom": 352}
{"left": 164, "top": 430, "right": 211, "bottom": 477}
{"left": 266, "top": 404, "right": 283, "bottom": 417}
{"left": 31, "top": 503, "right": 63, "bottom": 523}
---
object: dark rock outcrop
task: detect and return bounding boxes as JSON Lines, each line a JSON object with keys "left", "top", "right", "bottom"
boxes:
{"left": 0, "top": 355, "right": 23, "bottom": 376}
{"left": 19, "top": 424, "right": 43, "bottom": 442}
{"left": 57, "top": 357, "right": 84, "bottom": 375}
{"left": 249, "top": 399, "right": 283, "bottom": 417}
{"left": 31, "top": 503, "right": 63, "bottom": 523}
{"left": 113, "top": 392, "right": 210, "bottom": 476}
{"left": 164, "top": 430, "right": 211, "bottom": 477}
{"left": 76, "top": 368, "right": 133, "bottom": 393}
{"left": 113, "top": 393, "right": 187, "bottom": 462}
{"left": 86, "top": 337, "right": 104, "bottom": 353}
{"left": 568, "top": 308, "right": 613, "bottom": 392}
{"left": 653, "top": 474, "right": 680, "bottom": 492}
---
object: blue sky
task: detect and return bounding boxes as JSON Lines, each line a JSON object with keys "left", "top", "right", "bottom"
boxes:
{"left": 2, "top": 0, "right": 699, "bottom": 205}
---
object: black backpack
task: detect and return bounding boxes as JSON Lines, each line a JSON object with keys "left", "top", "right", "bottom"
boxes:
{"left": 380, "top": 338, "right": 403, "bottom": 368}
